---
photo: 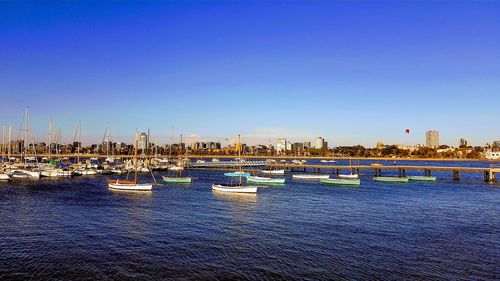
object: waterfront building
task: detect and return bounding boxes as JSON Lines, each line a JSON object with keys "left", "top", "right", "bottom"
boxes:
{"left": 425, "top": 130, "right": 439, "bottom": 148}
{"left": 315, "top": 137, "right": 326, "bottom": 149}
{"left": 485, "top": 149, "right": 500, "bottom": 160}
{"left": 303, "top": 141, "right": 311, "bottom": 149}
{"left": 292, "top": 142, "right": 304, "bottom": 151}
{"left": 276, "top": 138, "right": 292, "bottom": 153}
{"left": 459, "top": 138, "right": 468, "bottom": 147}
{"left": 138, "top": 132, "right": 148, "bottom": 151}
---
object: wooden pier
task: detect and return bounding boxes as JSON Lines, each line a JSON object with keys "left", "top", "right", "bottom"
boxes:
{"left": 268, "top": 163, "right": 499, "bottom": 183}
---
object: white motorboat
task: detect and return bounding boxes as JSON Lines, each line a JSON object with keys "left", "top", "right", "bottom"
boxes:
{"left": 292, "top": 174, "right": 330, "bottom": 180}
{"left": 10, "top": 169, "right": 41, "bottom": 179}
{"left": 74, "top": 169, "right": 97, "bottom": 175}
{"left": 40, "top": 169, "right": 74, "bottom": 177}
{"left": 0, "top": 173, "right": 10, "bottom": 180}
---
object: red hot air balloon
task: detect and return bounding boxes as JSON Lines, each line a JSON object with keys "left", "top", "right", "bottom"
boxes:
{"left": 405, "top": 129, "right": 410, "bottom": 134}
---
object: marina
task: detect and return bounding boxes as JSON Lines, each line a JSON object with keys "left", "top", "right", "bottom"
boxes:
{"left": 1, "top": 167, "right": 497, "bottom": 280}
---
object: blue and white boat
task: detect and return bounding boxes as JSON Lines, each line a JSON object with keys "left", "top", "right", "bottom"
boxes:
{"left": 224, "top": 171, "right": 250, "bottom": 177}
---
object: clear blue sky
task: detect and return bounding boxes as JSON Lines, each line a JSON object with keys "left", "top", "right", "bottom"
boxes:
{"left": 1, "top": 1, "right": 499, "bottom": 147}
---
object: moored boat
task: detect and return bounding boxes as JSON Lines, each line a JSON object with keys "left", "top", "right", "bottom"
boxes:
{"left": 162, "top": 134, "right": 192, "bottom": 184}
{"left": 74, "top": 169, "right": 97, "bottom": 175}
{"left": 212, "top": 183, "right": 257, "bottom": 193}
{"left": 162, "top": 176, "right": 192, "bottom": 183}
{"left": 213, "top": 135, "right": 257, "bottom": 194}
{"left": 0, "top": 173, "right": 10, "bottom": 180}
{"left": 247, "top": 176, "right": 285, "bottom": 184}
{"left": 261, "top": 169, "right": 285, "bottom": 175}
{"left": 10, "top": 169, "right": 41, "bottom": 179}
{"left": 292, "top": 174, "right": 330, "bottom": 180}
{"left": 107, "top": 131, "right": 153, "bottom": 192}
{"left": 108, "top": 179, "right": 153, "bottom": 191}
{"left": 408, "top": 176, "right": 437, "bottom": 181}
{"left": 40, "top": 169, "right": 74, "bottom": 177}
{"left": 320, "top": 178, "right": 360, "bottom": 186}
{"left": 224, "top": 171, "right": 250, "bottom": 177}
{"left": 373, "top": 176, "right": 409, "bottom": 183}
{"left": 339, "top": 174, "right": 359, "bottom": 179}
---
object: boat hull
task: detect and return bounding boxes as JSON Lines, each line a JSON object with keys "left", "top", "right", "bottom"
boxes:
{"left": 212, "top": 184, "right": 257, "bottom": 193}
{"left": 408, "top": 176, "right": 436, "bottom": 181}
{"left": 321, "top": 178, "right": 360, "bottom": 186}
{"left": 374, "top": 177, "right": 409, "bottom": 183}
{"left": 162, "top": 176, "right": 192, "bottom": 183}
{"left": 0, "top": 174, "right": 10, "bottom": 180}
{"left": 224, "top": 172, "right": 250, "bottom": 177}
{"left": 247, "top": 176, "right": 285, "bottom": 184}
{"left": 338, "top": 174, "right": 359, "bottom": 179}
{"left": 108, "top": 182, "right": 153, "bottom": 191}
{"left": 292, "top": 174, "right": 330, "bottom": 180}
{"left": 10, "top": 170, "right": 41, "bottom": 179}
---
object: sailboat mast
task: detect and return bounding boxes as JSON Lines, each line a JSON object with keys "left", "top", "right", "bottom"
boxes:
{"left": 8, "top": 125, "right": 11, "bottom": 163}
{"left": 169, "top": 126, "right": 173, "bottom": 160}
{"left": 179, "top": 134, "right": 183, "bottom": 177}
{"left": 48, "top": 119, "right": 52, "bottom": 160}
{"left": 134, "top": 131, "right": 138, "bottom": 184}
{"left": 77, "top": 120, "right": 81, "bottom": 164}
{"left": 238, "top": 134, "right": 242, "bottom": 184}
{"left": 2, "top": 125, "right": 4, "bottom": 162}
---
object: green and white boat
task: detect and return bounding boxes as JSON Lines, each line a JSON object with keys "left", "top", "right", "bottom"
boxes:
{"left": 163, "top": 132, "right": 192, "bottom": 184}
{"left": 320, "top": 178, "right": 360, "bottom": 186}
{"left": 162, "top": 176, "right": 192, "bottom": 183}
{"left": 408, "top": 176, "right": 436, "bottom": 181}
{"left": 247, "top": 176, "right": 285, "bottom": 185}
{"left": 373, "top": 176, "right": 409, "bottom": 183}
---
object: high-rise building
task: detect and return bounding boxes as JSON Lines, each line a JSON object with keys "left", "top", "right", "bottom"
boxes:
{"left": 425, "top": 130, "right": 439, "bottom": 148}
{"left": 276, "top": 138, "right": 292, "bottom": 153}
{"left": 315, "top": 137, "right": 326, "bottom": 149}
{"left": 138, "top": 132, "right": 148, "bottom": 151}
{"left": 303, "top": 141, "right": 311, "bottom": 149}
{"left": 459, "top": 138, "right": 468, "bottom": 147}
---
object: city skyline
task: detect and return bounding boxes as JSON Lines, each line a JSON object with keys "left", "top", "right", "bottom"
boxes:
{"left": 1, "top": 1, "right": 499, "bottom": 146}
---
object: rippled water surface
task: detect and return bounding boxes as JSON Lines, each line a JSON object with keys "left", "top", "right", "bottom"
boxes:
{"left": 0, "top": 161, "right": 499, "bottom": 280}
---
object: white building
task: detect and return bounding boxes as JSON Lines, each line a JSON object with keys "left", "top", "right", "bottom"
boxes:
{"left": 315, "top": 137, "right": 326, "bottom": 149}
{"left": 485, "top": 149, "right": 500, "bottom": 160}
{"left": 276, "top": 138, "right": 292, "bottom": 153}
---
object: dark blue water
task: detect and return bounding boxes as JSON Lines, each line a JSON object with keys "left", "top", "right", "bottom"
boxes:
{"left": 1, "top": 161, "right": 498, "bottom": 280}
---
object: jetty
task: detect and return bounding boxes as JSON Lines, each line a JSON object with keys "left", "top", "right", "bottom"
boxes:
{"left": 268, "top": 163, "right": 500, "bottom": 183}
{"left": 189, "top": 160, "right": 267, "bottom": 169}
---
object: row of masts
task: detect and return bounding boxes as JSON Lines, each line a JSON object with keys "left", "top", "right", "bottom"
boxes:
{"left": 1, "top": 108, "right": 183, "bottom": 167}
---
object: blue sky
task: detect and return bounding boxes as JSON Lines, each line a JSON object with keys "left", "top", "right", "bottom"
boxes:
{"left": 0, "top": 1, "right": 499, "bottom": 147}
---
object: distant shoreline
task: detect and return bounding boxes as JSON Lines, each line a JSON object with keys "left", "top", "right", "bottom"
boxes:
{"left": 6, "top": 154, "right": 499, "bottom": 162}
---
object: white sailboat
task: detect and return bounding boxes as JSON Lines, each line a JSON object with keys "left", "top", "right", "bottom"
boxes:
{"left": 108, "top": 131, "right": 153, "bottom": 191}
{"left": 13, "top": 108, "right": 40, "bottom": 179}
{"left": 212, "top": 135, "right": 257, "bottom": 193}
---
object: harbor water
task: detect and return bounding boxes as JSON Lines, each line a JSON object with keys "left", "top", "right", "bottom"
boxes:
{"left": 0, "top": 160, "right": 498, "bottom": 280}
